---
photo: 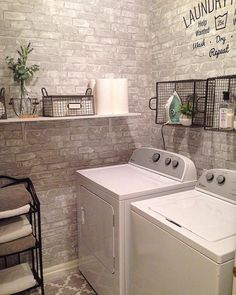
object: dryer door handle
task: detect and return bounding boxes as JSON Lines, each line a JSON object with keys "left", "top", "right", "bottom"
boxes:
{"left": 81, "top": 207, "right": 85, "bottom": 225}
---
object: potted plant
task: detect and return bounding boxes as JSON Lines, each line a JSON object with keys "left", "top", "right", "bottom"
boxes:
{"left": 179, "top": 102, "right": 193, "bottom": 126}
{"left": 6, "top": 43, "right": 40, "bottom": 117}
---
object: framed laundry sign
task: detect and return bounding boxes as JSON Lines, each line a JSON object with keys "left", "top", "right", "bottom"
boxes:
{"left": 0, "top": 88, "right": 7, "bottom": 119}
{"left": 182, "top": 0, "right": 235, "bottom": 58}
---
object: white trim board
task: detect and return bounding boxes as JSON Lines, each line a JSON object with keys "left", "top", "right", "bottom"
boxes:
{"left": 0, "top": 113, "right": 141, "bottom": 123}
{"left": 44, "top": 259, "right": 79, "bottom": 279}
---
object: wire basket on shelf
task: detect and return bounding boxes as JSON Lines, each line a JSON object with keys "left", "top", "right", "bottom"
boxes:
{"left": 204, "top": 75, "right": 236, "bottom": 131}
{"left": 149, "top": 79, "right": 207, "bottom": 127}
{"left": 0, "top": 88, "right": 7, "bottom": 119}
{"left": 41, "top": 88, "right": 95, "bottom": 117}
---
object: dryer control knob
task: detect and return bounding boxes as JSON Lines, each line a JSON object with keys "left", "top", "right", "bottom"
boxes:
{"left": 206, "top": 173, "right": 214, "bottom": 182}
{"left": 152, "top": 153, "right": 160, "bottom": 163}
{"left": 172, "top": 160, "right": 179, "bottom": 169}
{"left": 217, "top": 175, "right": 226, "bottom": 185}
{"left": 165, "top": 158, "right": 171, "bottom": 166}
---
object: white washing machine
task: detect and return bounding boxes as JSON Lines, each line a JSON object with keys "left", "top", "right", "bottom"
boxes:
{"left": 131, "top": 169, "right": 236, "bottom": 295}
{"left": 76, "top": 147, "right": 197, "bottom": 295}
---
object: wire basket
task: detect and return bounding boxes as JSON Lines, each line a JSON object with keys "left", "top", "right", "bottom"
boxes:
{"left": 0, "top": 88, "right": 7, "bottom": 119}
{"left": 42, "top": 88, "right": 95, "bottom": 117}
{"left": 149, "top": 80, "right": 207, "bottom": 126}
{"left": 204, "top": 75, "right": 236, "bottom": 130}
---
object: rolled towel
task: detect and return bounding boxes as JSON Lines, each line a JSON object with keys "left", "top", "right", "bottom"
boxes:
{"left": 0, "top": 215, "right": 32, "bottom": 244}
{"left": 0, "top": 263, "right": 36, "bottom": 295}
{"left": 0, "top": 184, "right": 31, "bottom": 212}
{"left": 0, "top": 204, "right": 30, "bottom": 219}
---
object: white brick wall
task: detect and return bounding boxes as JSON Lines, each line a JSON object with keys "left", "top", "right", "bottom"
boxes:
{"left": 0, "top": 0, "right": 152, "bottom": 267}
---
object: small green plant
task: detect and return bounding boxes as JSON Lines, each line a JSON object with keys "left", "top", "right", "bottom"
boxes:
{"left": 179, "top": 102, "right": 193, "bottom": 118}
{"left": 5, "top": 43, "right": 39, "bottom": 99}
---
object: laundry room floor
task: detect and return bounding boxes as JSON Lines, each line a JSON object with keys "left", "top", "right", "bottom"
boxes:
{"left": 27, "top": 268, "right": 96, "bottom": 295}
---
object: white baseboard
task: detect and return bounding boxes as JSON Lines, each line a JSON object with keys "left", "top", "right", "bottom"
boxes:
{"left": 44, "top": 259, "right": 79, "bottom": 278}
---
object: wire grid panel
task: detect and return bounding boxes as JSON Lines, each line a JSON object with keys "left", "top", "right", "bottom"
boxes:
{"left": 43, "top": 95, "right": 95, "bottom": 117}
{"left": 155, "top": 80, "right": 207, "bottom": 126}
{"left": 0, "top": 88, "right": 7, "bottom": 119}
{"left": 205, "top": 76, "right": 236, "bottom": 129}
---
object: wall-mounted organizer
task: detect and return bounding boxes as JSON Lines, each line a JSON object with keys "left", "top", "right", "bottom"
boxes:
{"left": 0, "top": 88, "right": 7, "bottom": 119}
{"left": 149, "top": 79, "right": 207, "bottom": 127}
{"left": 42, "top": 88, "right": 95, "bottom": 117}
{"left": 204, "top": 75, "right": 236, "bottom": 131}
{"left": 0, "top": 176, "right": 44, "bottom": 294}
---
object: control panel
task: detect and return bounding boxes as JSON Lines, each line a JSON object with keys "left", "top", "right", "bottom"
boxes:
{"left": 129, "top": 148, "right": 197, "bottom": 182}
{"left": 196, "top": 169, "right": 236, "bottom": 204}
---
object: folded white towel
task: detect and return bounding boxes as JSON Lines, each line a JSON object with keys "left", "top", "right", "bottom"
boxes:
{"left": 0, "top": 204, "right": 30, "bottom": 219}
{"left": 233, "top": 249, "right": 236, "bottom": 295}
{"left": 0, "top": 215, "right": 32, "bottom": 244}
{"left": 0, "top": 263, "right": 36, "bottom": 294}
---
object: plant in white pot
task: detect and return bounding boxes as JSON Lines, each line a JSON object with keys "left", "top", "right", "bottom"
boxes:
{"left": 179, "top": 102, "right": 193, "bottom": 126}
{"left": 5, "top": 43, "right": 40, "bottom": 117}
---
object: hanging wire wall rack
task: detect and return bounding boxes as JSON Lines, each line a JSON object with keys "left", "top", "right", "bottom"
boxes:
{"left": 149, "top": 79, "right": 207, "bottom": 127}
{"left": 204, "top": 75, "right": 236, "bottom": 131}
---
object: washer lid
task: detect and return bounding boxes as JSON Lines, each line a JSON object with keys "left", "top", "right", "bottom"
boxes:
{"left": 78, "top": 164, "right": 179, "bottom": 198}
{"left": 149, "top": 191, "right": 236, "bottom": 242}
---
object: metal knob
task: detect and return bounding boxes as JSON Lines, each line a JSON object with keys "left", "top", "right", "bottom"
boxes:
{"left": 217, "top": 175, "right": 226, "bottom": 185}
{"left": 172, "top": 160, "right": 179, "bottom": 169}
{"left": 165, "top": 158, "right": 171, "bottom": 166}
{"left": 206, "top": 173, "right": 214, "bottom": 182}
{"left": 152, "top": 153, "right": 160, "bottom": 163}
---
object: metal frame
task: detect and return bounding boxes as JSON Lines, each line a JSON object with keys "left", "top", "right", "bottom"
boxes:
{"left": 0, "top": 175, "right": 44, "bottom": 295}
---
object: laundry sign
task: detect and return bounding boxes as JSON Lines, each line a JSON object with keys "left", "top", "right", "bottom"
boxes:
{"left": 182, "top": 0, "right": 235, "bottom": 58}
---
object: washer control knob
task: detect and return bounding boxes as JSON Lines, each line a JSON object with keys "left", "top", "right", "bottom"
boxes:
{"left": 165, "top": 158, "right": 171, "bottom": 166}
{"left": 172, "top": 160, "right": 179, "bottom": 169}
{"left": 206, "top": 173, "right": 214, "bottom": 182}
{"left": 217, "top": 175, "right": 226, "bottom": 185}
{"left": 152, "top": 153, "right": 160, "bottom": 163}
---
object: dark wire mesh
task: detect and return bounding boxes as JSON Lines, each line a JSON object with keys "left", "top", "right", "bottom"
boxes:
{"left": 0, "top": 88, "right": 7, "bottom": 119}
{"left": 42, "top": 88, "right": 95, "bottom": 117}
{"left": 204, "top": 75, "right": 236, "bottom": 130}
{"left": 149, "top": 80, "right": 207, "bottom": 126}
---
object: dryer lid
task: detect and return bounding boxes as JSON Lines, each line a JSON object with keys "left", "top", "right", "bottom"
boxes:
{"left": 78, "top": 164, "right": 179, "bottom": 198}
{"left": 149, "top": 191, "right": 236, "bottom": 242}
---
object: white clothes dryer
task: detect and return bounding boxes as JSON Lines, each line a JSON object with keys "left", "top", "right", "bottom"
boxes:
{"left": 131, "top": 169, "right": 236, "bottom": 295}
{"left": 76, "top": 147, "right": 197, "bottom": 295}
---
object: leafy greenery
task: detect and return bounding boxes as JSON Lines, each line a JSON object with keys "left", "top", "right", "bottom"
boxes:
{"left": 179, "top": 102, "right": 193, "bottom": 118}
{"left": 5, "top": 43, "right": 39, "bottom": 98}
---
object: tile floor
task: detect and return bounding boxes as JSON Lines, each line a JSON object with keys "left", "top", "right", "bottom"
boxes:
{"left": 27, "top": 269, "right": 96, "bottom": 295}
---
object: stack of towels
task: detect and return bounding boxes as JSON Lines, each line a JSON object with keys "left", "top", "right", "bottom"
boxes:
{"left": 0, "top": 183, "right": 37, "bottom": 294}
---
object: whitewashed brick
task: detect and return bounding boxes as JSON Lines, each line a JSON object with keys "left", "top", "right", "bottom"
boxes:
{"left": 4, "top": 11, "right": 26, "bottom": 20}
